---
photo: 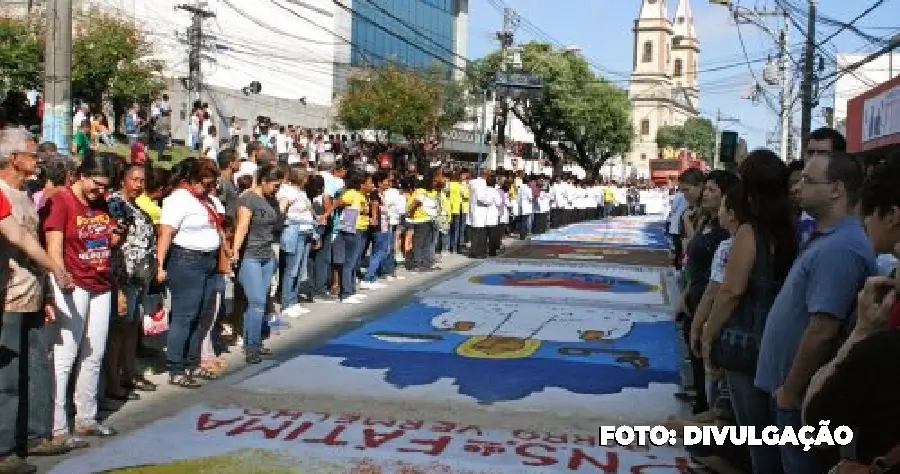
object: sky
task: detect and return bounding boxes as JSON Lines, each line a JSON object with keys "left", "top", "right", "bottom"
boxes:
{"left": 465, "top": 0, "right": 900, "bottom": 152}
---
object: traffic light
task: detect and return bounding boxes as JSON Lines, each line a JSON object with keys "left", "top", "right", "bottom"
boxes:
{"left": 719, "top": 131, "right": 738, "bottom": 163}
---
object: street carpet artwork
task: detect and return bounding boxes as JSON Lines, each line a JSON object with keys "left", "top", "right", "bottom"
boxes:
{"left": 238, "top": 297, "right": 682, "bottom": 421}
{"left": 501, "top": 243, "right": 670, "bottom": 266}
{"left": 530, "top": 218, "right": 670, "bottom": 250}
{"left": 422, "top": 261, "right": 673, "bottom": 308}
{"left": 51, "top": 406, "right": 691, "bottom": 473}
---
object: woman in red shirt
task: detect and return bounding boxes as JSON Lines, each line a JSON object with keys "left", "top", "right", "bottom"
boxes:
{"left": 43, "top": 154, "right": 120, "bottom": 441}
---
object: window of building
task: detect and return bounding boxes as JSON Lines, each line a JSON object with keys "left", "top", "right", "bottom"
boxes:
{"left": 641, "top": 153, "right": 647, "bottom": 161}
{"left": 640, "top": 119, "right": 650, "bottom": 136}
{"left": 674, "top": 59, "right": 683, "bottom": 77}
{"left": 642, "top": 41, "right": 652, "bottom": 63}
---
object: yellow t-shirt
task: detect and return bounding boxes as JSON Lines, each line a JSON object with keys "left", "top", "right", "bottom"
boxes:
{"left": 341, "top": 189, "right": 369, "bottom": 230}
{"left": 603, "top": 188, "right": 614, "bottom": 204}
{"left": 447, "top": 181, "right": 462, "bottom": 215}
{"left": 408, "top": 188, "right": 433, "bottom": 223}
{"left": 135, "top": 193, "right": 161, "bottom": 225}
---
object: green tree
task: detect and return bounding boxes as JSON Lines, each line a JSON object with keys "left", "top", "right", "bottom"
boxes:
{"left": 337, "top": 64, "right": 466, "bottom": 144}
{"left": 0, "top": 17, "right": 44, "bottom": 125}
{"left": 654, "top": 117, "right": 716, "bottom": 165}
{"left": 656, "top": 124, "right": 684, "bottom": 150}
{"left": 681, "top": 117, "right": 716, "bottom": 165}
{"left": 71, "top": 11, "right": 164, "bottom": 106}
{"left": 467, "top": 42, "right": 633, "bottom": 174}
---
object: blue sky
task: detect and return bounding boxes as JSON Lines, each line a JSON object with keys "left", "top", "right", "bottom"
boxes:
{"left": 465, "top": 0, "right": 900, "bottom": 151}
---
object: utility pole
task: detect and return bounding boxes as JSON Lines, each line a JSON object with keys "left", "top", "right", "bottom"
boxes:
{"left": 799, "top": 0, "right": 817, "bottom": 152}
{"left": 713, "top": 109, "right": 739, "bottom": 169}
{"left": 177, "top": 2, "right": 215, "bottom": 103}
{"left": 42, "top": 0, "right": 73, "bottom": 151}
{"left": 476, "top": 89, "right": 488, "bottom": 167}
{"left": 778, "top": 12, "right": 791, "bottom": 162}
{"left": 491, "top": 7, "right": 517, "bottom": 170}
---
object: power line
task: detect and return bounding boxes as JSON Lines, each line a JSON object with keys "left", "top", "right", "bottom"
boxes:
{"left": 816, "top": 0, "right": 886, "bottom": 48}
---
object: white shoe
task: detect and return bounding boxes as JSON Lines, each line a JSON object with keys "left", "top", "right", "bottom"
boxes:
{"left": 341, "top": 296, "right": 363, "bottom": 304}
{"left": 286, "top": 304, "right": 310, "bottom": 317}
{"left": 392, "top": 275, "right": 406, "bottom": 281}
{"left": 385, "top": 276, "right": 396, "bottom": 281}
{"left": 360, "top": 281, "right": 385, "bottom": 290}
{"left": 351, "top": 292, "right": 368, "bottom": 299}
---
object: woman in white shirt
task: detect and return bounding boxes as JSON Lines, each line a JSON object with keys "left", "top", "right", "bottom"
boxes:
{"left": 278, "top": 166, "right": 316, "bottom": 317}
{"left": 156, "top": 158, "right": 224, "bottom": 388}
{"left": 485, "top": 176, "right": 503, "bottom": 256}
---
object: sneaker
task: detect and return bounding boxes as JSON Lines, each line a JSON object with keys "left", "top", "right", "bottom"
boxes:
{"left": 268, "top": 316, "right": 291, "bottom": 329}
{"left": 0, "top": 454, "right": 36, "bottom": 473}
{"left": 395, "top": 253, "right": 405, "bottom": 263}
{"left": 340, "top": 296, "right": 363, "bottom": 305}
{"left": 351, "top": 292, "right": 368, "bottom": 299}
{"left": 392, "top": 275, "right": 407, "bottom": 281}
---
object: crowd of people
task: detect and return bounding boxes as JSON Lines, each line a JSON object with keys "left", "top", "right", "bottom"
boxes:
{"left": 0, "top": 118, "right": 663, "bottom": 473}
{"left": 663, "top": 127, "right": 900, "bottom": 474}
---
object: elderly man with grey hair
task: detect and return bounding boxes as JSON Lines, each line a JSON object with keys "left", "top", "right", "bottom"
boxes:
{"left": 0, "top": 127, "right": 77, "bottom": 473}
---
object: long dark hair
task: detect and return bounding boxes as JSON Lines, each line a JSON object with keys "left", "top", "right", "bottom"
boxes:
{"left": 736, "top": 149, "right": 799, "bottom": 282}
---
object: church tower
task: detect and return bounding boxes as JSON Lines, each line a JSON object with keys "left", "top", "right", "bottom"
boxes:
{"left": 627, "top": 0, "right": 700, "bottom": 178}
{"left": 628, "top": 0, "right": 674, "bottom": 177}
{"left": 671, "top": 0, "right": 700, "bottom": 121}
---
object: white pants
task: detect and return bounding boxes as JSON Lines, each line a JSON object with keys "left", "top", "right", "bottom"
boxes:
{"left": 51, "top": 280, "right": 112, "bottom": 436}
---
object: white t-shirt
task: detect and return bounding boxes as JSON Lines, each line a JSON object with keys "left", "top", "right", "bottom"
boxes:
{"left": 276, "top": 134, "right": 293, "bottom": 154}
{"left": 709, "top": 237, "right": 733, "bottom": 284}
{"left": 276, "top": 184, "right": 315, "bottom": 229}
{"left": 202, "top": 135, "right": 218, "bottom": 160}
{"left": 384, "top": 187, "right": 404, "bottom": 225}
{"left": 161, "top": 188, "right": 221, "bottom": 252}
{"left": 236, "top": 161, "right": 258, "bottom": 184}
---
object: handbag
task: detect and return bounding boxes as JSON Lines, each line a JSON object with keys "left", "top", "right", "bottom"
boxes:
{"left": 142, "top": 307, "right": 169, "bottom": 336}
{"left": 711, "top": 227, "right": 779, "bottom": 377}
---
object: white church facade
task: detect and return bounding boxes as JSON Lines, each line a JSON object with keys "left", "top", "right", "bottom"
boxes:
{"left": 627, "top": 0, "right": 700, "bottom": 177}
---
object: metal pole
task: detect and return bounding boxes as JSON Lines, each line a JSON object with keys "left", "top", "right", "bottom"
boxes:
{"left": 779, "top": 11, "right": 790, "bottom": 161}
{"left": 476, "top": 88, "right": 487, "bottom": 166}
{"left": 492, "top": 7, "right": 516, "bottom": 171}
{"left": 713, "top": 110, "right": 721, "bottom": 169}
{"left": 192, "top": 2, "right": 202, "bottom": 102}
{"left": 799, "top": 0, "right": 817, "bottom": 152}
{"left": 41, "top": 0, "right": 73, "bottom": 151}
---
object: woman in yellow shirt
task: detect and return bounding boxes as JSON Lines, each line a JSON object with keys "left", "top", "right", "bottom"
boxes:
{"left": 407, "top": 173, "right": 439, "bottom": 271}
{"left": 336, "top": 171, "right": 373, "bottom": 303}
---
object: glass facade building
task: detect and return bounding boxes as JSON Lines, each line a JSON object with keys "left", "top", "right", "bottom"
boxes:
{"left": 350, "top": 0, "right": 457, "bottom": 73}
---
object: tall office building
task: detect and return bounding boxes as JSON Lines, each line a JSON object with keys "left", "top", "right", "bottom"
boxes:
{"left": 334, "top": 0, "right": 468, "bottom": 91}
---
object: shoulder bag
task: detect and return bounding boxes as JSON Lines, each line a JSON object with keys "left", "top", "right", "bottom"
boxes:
{"left": 710, "top": 227, "right": 779, "bottom": 377}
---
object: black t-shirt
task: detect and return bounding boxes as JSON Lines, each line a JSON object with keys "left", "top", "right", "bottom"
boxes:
{"left": 804, "top": 329, "right": 900, "bottom": 467}
{"left": 685, "top": 225, "right": 730, "bottom": 313}
{"left": 367, "top": 190, "right": 382, "bottom": 232}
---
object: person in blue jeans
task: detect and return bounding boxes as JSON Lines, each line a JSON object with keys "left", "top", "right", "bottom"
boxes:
{"left": 231, "top": 165, "right": 286, "bottom": 364}
{"left": 157, "top": 158, "right": 221, "bottom": 389}
{"left": 362, "top": 171, "right": 392, "bottom": 288}
{"left": 277, "top": 167, "right": 316, "bottom": 317}
{"left": 335, "top": 171, "right": 374, "bottom": 303}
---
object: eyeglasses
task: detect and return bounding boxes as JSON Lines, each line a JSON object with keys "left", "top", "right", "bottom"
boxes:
{"left": 798, "top": 175, "right": 834, "bottom": 185}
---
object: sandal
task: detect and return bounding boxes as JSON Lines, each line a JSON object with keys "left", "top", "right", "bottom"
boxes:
{"left": 194, "top": 366, "right": 221, "bottom": 380}
{"left": 168, "top": 373, "right": 201, "bottom": 388}
{"left": 74, "top": 423, "right": 118, "bottom": 437}
{"left": 125, "top": 376, "right": 157, "bottom": 392}
{"left": 52, "top": 435, "right": 90, "bottom": 450}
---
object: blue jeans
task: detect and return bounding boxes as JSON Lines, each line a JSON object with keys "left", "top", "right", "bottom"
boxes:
{"left": 774, "top": 404, "right": 820, "bottom": 474}
{"left": 727, "top": 372, "right": 783, "bottom": 474}
{"left": 238, "top": 257, "right": 276, "bottom": 351}
{"left": 519, "top": 213, "right": 533, "bottom": 238}
{"left": 280, "top": 233, "right": 312, "bottom": 308}
{"left": 311, "top": 234, "right": 333, "bottom": 295}
{"left": 380, "top": 226, "right": 397, "bottom": 277}
{"left": 446, "top": 214, "right": 461, "bottom": 252}
{"left": 0, "top": 312, "right": 53, "bottom": 456}
{"left": 339, "top": 232, "right": 361, "bottom": 299}
{"left": 365, "top": 231, "right": 391, "bottom": 282}
{"left": 165, "top": 246, "right": 217, "bottom": 374}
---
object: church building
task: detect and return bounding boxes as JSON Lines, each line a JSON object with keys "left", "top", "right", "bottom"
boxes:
{"left": 628, "top": 0, "right": 700, "bottom": 177}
